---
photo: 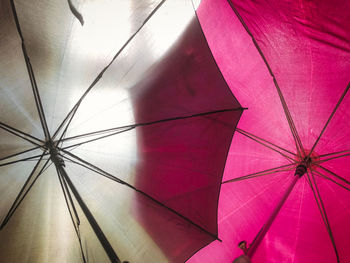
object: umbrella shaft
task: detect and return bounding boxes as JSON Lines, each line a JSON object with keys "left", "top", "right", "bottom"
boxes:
{"left": 50, "top": 148, "right": 121, "bottom": 263}
{"left": 247, "top": 174, "right": 300, "bottom": 258}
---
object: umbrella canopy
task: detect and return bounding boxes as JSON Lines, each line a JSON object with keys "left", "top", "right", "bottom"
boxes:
{"left": 190, "top": 0, "right": 350, "bottom": 262}
{"left": 0, "top": 0, "right": 243, "bottom": 262}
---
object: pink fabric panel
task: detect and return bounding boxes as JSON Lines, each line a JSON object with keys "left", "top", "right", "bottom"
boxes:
{"left": 252, "top": 177, "right": 336, "bottom": 263}
{"left": 314, "top": 167, "right": 350, "bottom": 263}
{"left": 227, "top": 0, "right": 350, "bottom": 150}
{"left": 131, "top": 17, "right": 240, "bottom": 124}
{"left": 135, "top": 111, "right": 241, "bottom": 234}
{"left": 196, "top": 0, "right": 295, "bottom": 154}
{"left": 135, "top": 111, "right": 241, "bottom": 262}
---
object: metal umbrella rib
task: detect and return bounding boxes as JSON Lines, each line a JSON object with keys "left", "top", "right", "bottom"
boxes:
{"left": 9, "top": 0, "right": 50, "bottom": 141}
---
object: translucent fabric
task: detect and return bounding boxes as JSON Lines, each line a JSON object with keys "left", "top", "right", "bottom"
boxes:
{"left": 0, "top": 0, "right": 242, "bottom": 262}
{"left": 190, "top": 0, "right": 350, "bottom": 262}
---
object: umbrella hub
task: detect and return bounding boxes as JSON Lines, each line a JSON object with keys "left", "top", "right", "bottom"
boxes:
{"left": 46, "top": 140, "right": 65, "bottom": 167}
{"left": 295, "top": 150, "right": 320, "bottom": 177}
{"left": 295, "top": 155, "right": 313, "bottom": 177}
{"left": 296, "top": 149, "right": 320, "bottom": 172}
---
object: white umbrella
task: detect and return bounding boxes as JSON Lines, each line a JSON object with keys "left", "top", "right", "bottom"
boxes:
{"left": 0, "top": 0, "right": 243, "bottom": 262}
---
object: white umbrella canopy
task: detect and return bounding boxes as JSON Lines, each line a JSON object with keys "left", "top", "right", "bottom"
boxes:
{"left": 0, "top": 0, "right": 243, "bottom": 262}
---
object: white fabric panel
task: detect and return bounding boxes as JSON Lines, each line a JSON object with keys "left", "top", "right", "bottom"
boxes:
{"left": 0, "top": 166, "right": 83, "bottom": 263}
{"left": 0, "top": 0, "right": 43, "bottom": 138}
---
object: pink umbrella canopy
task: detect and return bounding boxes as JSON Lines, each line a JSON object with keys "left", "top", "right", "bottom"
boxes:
{"left": 189, "top": 0, "right": 350, "bottom": 262}
{"left": 0, "top": 0, "right": 243, "bottom": 262}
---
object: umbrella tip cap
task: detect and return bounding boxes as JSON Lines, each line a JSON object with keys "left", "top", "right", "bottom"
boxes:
{"left": 238, "top": 240, "right": 248, "bottom": 253}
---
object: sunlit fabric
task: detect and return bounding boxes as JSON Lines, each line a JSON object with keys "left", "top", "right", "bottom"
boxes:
{"left": 190, "top": 0, "right": 350, "bottom": 262}
{"left": 0, "top": 0, "right": 242, "bottom": 262}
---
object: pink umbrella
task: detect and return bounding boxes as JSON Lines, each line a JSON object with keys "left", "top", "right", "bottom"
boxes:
{"left": 189, "top": 0, "right": 350, "bottom": 262}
